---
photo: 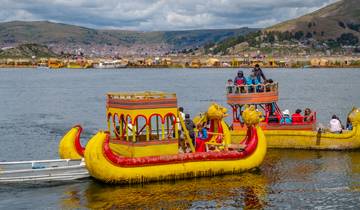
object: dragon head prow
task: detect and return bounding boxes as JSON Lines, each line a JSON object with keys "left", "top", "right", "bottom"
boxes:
{"left": 242, "top": 105, "right": 262, "bottom": 127}
{"left": 348, "top": 107, "right": 360, "bottom": 126}
{"left": 207, "top": 103, "right": 228, "bottom": 120}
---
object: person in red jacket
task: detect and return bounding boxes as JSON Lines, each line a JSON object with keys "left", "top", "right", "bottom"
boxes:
{"left": 292, "top": 109, "right": 304, "bottom": 123}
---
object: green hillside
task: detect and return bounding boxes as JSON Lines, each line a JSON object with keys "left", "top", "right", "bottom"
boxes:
{"left": 266, "top": 0, "right": 360, "bottom": 40}
{"left": 0, "top": 21, "right": 255, "bottom": 50}
{"left": 0, "top": 43, "right": 58, "bottom": 58}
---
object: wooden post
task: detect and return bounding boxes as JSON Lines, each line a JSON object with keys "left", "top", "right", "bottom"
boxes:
{"left": 174, "top": 118, "right": 179, "bottom": 139}
{"left": 156, "top": 116, "right": 159, "bottom": 137}
{"left": 161, "top": 124, "right": 165, "bottom": 140}
{"left": 107, "top": 116, "right": 111, "bottom": 135}
{"left": 132, "top": 123, "right": 136, "bottom": 142}
{"left": 146, "top": 125, "right": 150, "bottom": 141}
{"left": 119, "top": 117, "right": 123, "bottom": 138}
{"left": 125, "top": 122, "right": 129, "bottom": 141}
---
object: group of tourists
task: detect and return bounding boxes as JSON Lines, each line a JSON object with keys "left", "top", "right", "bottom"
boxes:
{"left": 227, "top": 64, "right": 273, "bottom": 94}
{"left": 279, "top": 107, "right": 351, "bottom": 134}
{"left": 278, "top": 108, "right": 315, "bottom": 124}
{"left": 178, "top": 107, "right": 209, "bottom": 153}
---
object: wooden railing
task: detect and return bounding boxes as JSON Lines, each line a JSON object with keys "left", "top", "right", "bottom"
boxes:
{"left": 107, "top": 91, "right": 176, "bottom": 100}
{"left": 226, "top": 82, "right": 278, "bottom": 94}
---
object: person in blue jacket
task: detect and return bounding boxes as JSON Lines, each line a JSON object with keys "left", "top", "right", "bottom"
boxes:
{"left": 280, "top": 109, "right": 292, "bottom": 124}
{"left": 247, "top": 73, "right": 261, "bottom": 92}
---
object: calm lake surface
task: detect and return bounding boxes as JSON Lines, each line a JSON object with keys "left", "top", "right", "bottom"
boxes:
{"left": 0, "top": 68, "right": 360, "bottom": 209}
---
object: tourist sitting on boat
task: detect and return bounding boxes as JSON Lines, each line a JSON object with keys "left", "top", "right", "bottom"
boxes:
{"left": 330, "top": 115, "right": 343, "bottom": 134}
{"left": 185, "top": 114, "right": 196, "bottom": 147}
{"left": 226, "top": 79, "right": 233, "bottom": 94}
{"left": 292, "top": 109, "right": 304, "bottom": 123}
{"left": 280, "top": 109, "right": 292, "bottom": 124}
{"left": 195, "top": 123, "right": 208, "bottom": 152}
{"left": 304, "top": 108, "right": 314, "bottom": 122}
{"left": 252, "top": 64, "right": 267, "bottom": 83}
{"left": 268, "top": 111, "right": 280, "bottom": 123}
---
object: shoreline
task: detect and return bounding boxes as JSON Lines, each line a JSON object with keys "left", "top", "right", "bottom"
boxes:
{"left": 1, "top": 56, "right": 360, "bottom": 69}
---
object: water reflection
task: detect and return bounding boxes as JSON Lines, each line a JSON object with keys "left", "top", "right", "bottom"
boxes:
{"left": 51, "top": 150, "right": 360, "bottom": 209}
{"left": 57, "top": 149, "right": 360, "bottom": 209}
{"left": 61, "top": 172, "right": 269, "bottom": 209}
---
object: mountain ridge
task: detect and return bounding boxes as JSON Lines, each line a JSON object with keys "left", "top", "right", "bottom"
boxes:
{"left": 265, "top": 0, "right": 360, "bottom": 40}
{"left": 0, "top": 21, "right": 256, "bottom": 55}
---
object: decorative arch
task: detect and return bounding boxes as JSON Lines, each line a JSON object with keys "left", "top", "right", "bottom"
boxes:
{"left": 164, "top": 112, "right": 177, "bottom": 139}
{"left": 148, "top": 113, "right": 164, "bottom": 124}
{"left": 134, "top": 115, "right": 147, "bottom": 136}
{"left": 112, "top": 113, "right": 121, "bottom": 139}
{"left": 149, "top": 113, "right": 164, "bottom": 140}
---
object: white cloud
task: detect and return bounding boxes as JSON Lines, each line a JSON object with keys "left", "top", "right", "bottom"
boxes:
{"left": 0, "top": 0, "right": 338, "bottom": 30}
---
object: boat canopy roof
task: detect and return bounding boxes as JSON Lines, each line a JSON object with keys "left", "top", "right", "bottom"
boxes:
{"left": 106, "top": 91, "right": 178, "bottom": 124}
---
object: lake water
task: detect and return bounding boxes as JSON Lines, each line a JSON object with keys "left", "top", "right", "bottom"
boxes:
{"left": 0, "top": 68, "right": 360, "bottom": 209}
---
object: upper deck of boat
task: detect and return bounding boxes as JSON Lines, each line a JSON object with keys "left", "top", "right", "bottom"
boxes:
{"left": 227, "top": 82, "right": 279, "bottom": 105}
{"left": 106, "top": 91, "right": 178, "bottom": 110}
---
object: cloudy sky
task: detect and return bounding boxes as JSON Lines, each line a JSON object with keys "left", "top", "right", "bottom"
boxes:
{"left": 0, "top": 0, "right": 337, "bottom": 31}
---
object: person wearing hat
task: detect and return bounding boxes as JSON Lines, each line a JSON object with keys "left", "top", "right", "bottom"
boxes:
{"left": 234, "top": 70, "right": 247, "bottom": 93}
{"left": 252, "top": 64, "right": 267, "bottom": 83}
{"left": 292, "top": 109, "right": 304, "bottom": 123}
{"left": 280, "top": 109, "right": 292, "bottom": 124}
{"left": 234, "top": 70, "right": 246, "bottom": 86}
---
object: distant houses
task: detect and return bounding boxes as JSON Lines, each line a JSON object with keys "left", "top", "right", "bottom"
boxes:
{"left": 0, "top": 56, "right": 360, "bottom": 69}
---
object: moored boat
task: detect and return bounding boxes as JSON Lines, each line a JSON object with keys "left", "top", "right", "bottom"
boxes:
{"left": 227, "top": 83, "right": 360, "bottom": 150}
{"left": 0, "top": 159, "right": 88, "bottom": 183}
{"left": 83, "top": 91, "right": 267, "bottom": 184}
{"left": 93, "top": 60, "right": 127, "bottom": 69}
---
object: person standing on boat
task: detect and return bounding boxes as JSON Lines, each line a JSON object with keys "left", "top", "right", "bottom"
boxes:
{"left": 234, "top": 70, "right": 246, "bottom": 85}
{"left": 234, "top": 70, "right": 247, "bottom": 93}
{"left": 252, "top": 64, "right": 266, "bottom": 83}
{"left": 195, "top": 123, "right": 208, "bottom": 152}
{"left": 330, "top": 115, "right": 342, "bottom": 134}
{"left": 246, "top": 72, "right": 261, "bottom": 93}
{"left": 177, "top": 107, "right": 185, "bottom": 137}
{"left": 184, "top": 114, "right": 196, "bottom": 147}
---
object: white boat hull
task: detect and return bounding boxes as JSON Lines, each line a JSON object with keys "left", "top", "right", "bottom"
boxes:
{"left": 0, "top": 159, "right": 89, "bottom": 183}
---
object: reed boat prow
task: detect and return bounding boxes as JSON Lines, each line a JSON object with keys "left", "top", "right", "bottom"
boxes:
{"left": 58, "top": 125, "right": 85, "bottom": 159}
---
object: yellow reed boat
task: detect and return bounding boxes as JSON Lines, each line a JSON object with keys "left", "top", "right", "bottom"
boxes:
{"left": 227, "top": 83, "right": 360, "bottom": 150}
{"left": 62, "top": 91, "right": 267, "bottom": 184}
{"left": 48, "top": 58, "right": 64, "bottom": 69}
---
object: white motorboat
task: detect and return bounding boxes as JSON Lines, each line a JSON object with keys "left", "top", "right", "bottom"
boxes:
{"left": 0, "top": 159, "right": 89, "bottom": 183}
{"left": 93, "top": 60, "right": 127, "bottom": 69}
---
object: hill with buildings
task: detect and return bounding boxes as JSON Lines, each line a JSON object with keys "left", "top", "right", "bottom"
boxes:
{"left": 0, "top": 21, "right": 256, "bottom": 56}
{"left": 204, "top": 0, "right": 360, "bottom": 56}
